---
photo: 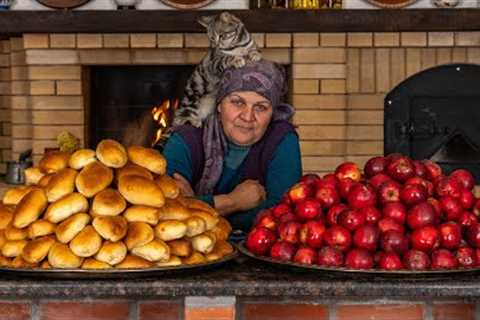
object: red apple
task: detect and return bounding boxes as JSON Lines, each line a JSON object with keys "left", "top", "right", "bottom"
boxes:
{"left": 427, "top": 197, "right": 442, "bottom": 223}
{"left": 412, "top": 160, "right": 427, "bottom": 178}
{"left": 405, "top": 176, "right": 434, "bottom": 196}
{"left": 369, "top": 173, "right": 393, "bottom": 190}
{"left": 300, "top": 173, "right": 321, "bottom": 188}
{"left": 378, "top": 252, "right": 403, "bottom": 270}
{"left": 337, "top": 178, "right": 357, "bottom": 200}
{"left": 353, "top": 224, "right": 379, "bottom": 251}
{"left": 255, "top": 210, "right": 277, "bottom": 231}
{"left": 439, "top": 196, "right": 463, "bottom": 221}
{"left": 380, "top": 230, "right": 409, "bottom": 254}
{"left": 382, "top": 202, "right": 407, "bottom": 224}
{"left": 335, "top": 162, "right": 361, "bottom": 182}
{"left": 246, "top": 227, "right": 277, "bottom": 256}
{"left": 473, "top": 199, "right": 480, "bottom": 217}
{"left": 288, "top": 182, "right": 313, "bottom": 204}
{"left": 455, "top": 246, "right": 477, "bottom": 268}
{"left": 299, "top": 220, "right": 326, "bottom": 249}
{"left": 459, "top": 189, "right": 475, "bottom": 210}
{"left": 407, "top": 202, "right": 436, "bottom": 230}
{"left": 271, "top": 203, "right": 292, "bottom": 219}
{"left": 345, "top": 248, "right": 374, "bottom": 269}
{"left": 439, "top": 221, "right": 462, "bottom": 250}
{"left": 323, "top": 225, "right": 352, "bottom": 252}
{"left": 321, "top": 173, "right": 338, "bottom": 189}
{"left": 347, "top": 184, "right": 376, "bottom": 209}
{"left": 269, "top": 240, "right": 296, "bottom": 262}
{"left": 458, "top": 211, "right": 477, "bottom": 229}
{"left": 378, "top": 217, "right": 405, "bottom": 234}
{"left": 387, "top": 156, "right": 415, "bottom": 182}
{"left": 338, "top": 209, "right": 366, "bottom": 231}
{"left": 326, "top": 203, "right": 349, "bottom": 226}
{"left": 450, "top": 169, "right": 475, "bottom": 191}
{"left": 422, "top": 160, "right": 443, "bottom": 182}
{"left": 431, "top": 249, "right": 458, "bottom": 269}
{"left": 295, "top": 198, "right": 322, "bottom": 221}
{"left": 467, "top": 224, "right": 480, "bottom": 248}
{"left": 410, "top": 225, "right": 440, "bottom": 252}
{"left": 278, "top": 212, "right": 299, "bottom": 225}
{"left": 436, "top": 176, "right": 463, "bottom": 199}
{"left": 400, "top": 184, "right": 428, "bottom": 207}
{"left": 317, "top": 246, "right": 344, "bottom": 267}
{"left": 377, "top": 180, "right": 402, "bottom": 204}
{"left": 315, "top": 186, "right": 340, "bottom": 210}
{"left": 293, "top": 246, "right": 317, "bottom": 265}
{"left": 360, "top": 206, "right": 382, "bottom": 224}
{"left": 364, "top": 156, "right": 388, "bottom": 178}
{"left": 403, "top": 249, "right": 431, "bottom": 270}
{"left": 278, "top": 221, "right": 302, "bottom": 244}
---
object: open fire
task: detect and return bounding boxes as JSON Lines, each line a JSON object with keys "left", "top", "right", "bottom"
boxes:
{"left": 151, "top": 99, "right": 179, "bottom": 147}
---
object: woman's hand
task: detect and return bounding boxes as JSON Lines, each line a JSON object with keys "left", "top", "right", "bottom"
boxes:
{"left": 214, "top": 180, "right": 266, "bottom": 215}
{"left": 172, "top": 173, "right": 194, "bottom": 197}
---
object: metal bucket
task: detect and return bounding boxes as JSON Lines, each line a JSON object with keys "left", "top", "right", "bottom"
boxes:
{"left": 5, "top": 161, "right": 33, "bottom": 185}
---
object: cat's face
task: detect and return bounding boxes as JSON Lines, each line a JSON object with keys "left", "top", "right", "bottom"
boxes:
{"left": 199, "top": 12, "right": 245, "bottom": 50}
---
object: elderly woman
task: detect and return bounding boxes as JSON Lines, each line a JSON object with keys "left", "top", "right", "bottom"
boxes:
{"left": 163, "top": 59, "right": 302, "bottom": 231}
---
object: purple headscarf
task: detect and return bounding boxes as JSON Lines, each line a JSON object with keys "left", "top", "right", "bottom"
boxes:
{"left": 195, "top": 59, "right": 295, "bottom": 195}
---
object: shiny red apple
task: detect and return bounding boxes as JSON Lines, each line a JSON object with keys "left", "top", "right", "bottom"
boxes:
{"left": 387, "top": 156, "right": 415, "bottom": 182}
{"left": 269, "top": 240, "right": 296, "bottom": 262}
{"left": 378, "top": 252, "right": 403, "bottom": 270}
{"left": 295, "top": 198, "right": 322, "bottom": 221}
{"left": 317, "top": 246, "right": 344, "bottom": 267}
{"left": 347, "top": 184, "right": 376, "bottom": 209}
{"left": 436, "top": 176, "right": 463, "bottom": 199}
{"left": 246, "top": 227, "right": 277, "bottom": 256}
{"left": 323, "top": 225, "right": 352, "bottom": 252}
{"left": 293, "top": 246, "right": 317, "bottom": 265}
{"left": 278, "top": 221, "right": 302, "bottom": 244}
{"left": 431, "top": 249, "right": 458, "bottom": 269}
{"left": 380, "top": 230, "right": 409, "bottom": 254}
{"left": 410, "top": 225, "right": 440, "bottom": 252}
{"left": 403, "top": 249, "right": 431, "bottom": 270}
{"left": 422, "top": 160, "right": 443, "bottom": 182}
{"left": 288, "top": 182, "right": 313, "bottom": 204}
{"left": 400, "top": 184, "right": 428, "bottom": 207}
{"left": 382, "top": 202, "right": 407, "bottom": 224}
{"left": 438, "top": 221, "right": 462, "bottom": 250}
{"left": 335, "top": 162, "right": 361, "bottom": 182}
{"left": 299, "top": 220, "right": 326, "bottom": 249}
{"left": 353, "top": 224, "right": 379, "bottom": 251}
{"left": 450, "top": 169, "right": 475, "bottom": 191}
{"left": 360, "top": 206, "right": 382, "bottom": 224}
{"left": 377, "top": 180, "right": 402, "bottom": 204}
{"left": 345, "top": 248, "right": 374, "bottom": 269}
{"left": 364, "top": 156, "right": 388, "bottom": 178}
{"left": 455, "top": 246, "right": 477, "bottom": 268}
{"left": 407, "top": 202, "right": 436, "bottom": 230}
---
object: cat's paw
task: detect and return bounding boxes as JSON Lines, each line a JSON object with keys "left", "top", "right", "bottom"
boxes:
{"left": 248, "top": 51, "right": 262, "bottom": 62}
{"left": 189, "top": 118, "right": 203, "bottom": 128}
{"left": 231, "top": 56, "right": 246, "bottom": 68}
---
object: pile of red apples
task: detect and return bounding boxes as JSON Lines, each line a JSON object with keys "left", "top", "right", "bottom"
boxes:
{"left": 245, "top": 154, "right": 480, "bottom": 271}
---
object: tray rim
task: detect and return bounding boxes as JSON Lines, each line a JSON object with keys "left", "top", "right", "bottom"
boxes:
{"left": 159, "top": 0, "right": 216, "bottom": 9}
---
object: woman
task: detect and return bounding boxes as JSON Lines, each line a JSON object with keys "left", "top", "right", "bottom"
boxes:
{"left": 163, "top": 59, "right": 302, "bottom": 231}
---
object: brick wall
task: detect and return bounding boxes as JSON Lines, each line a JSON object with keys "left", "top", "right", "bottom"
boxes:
{"left": 0, "top": 39, "right": 12, "bottom": 174}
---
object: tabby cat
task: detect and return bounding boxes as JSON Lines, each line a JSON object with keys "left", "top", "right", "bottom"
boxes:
{"left": 173, "top": 12, "right": 262, "bottom": 128}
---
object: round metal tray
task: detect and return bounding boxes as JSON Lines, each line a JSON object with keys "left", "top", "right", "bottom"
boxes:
{"left": 0, "top": 249, "right": 238, "bottom": 279}
{"left": 237, "top": 241, "right": 480, "bottom": 275}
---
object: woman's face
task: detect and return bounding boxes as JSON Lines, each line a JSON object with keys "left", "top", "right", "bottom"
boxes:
{"left": 218, "top": 91, "right": 274, "bottom": 146}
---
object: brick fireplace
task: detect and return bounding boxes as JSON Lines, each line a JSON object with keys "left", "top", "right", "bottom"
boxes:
{"left": 0, "top": 30, "right": 480, "bottom": 176}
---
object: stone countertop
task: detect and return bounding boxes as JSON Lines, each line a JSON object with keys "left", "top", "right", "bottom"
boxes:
{"left": 0, "top": 256, "right": 479, "bottom": 299}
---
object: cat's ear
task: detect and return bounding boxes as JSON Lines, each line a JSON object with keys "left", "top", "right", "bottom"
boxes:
{"left": 198, "top": 15, "right": 215, "bottom": 28}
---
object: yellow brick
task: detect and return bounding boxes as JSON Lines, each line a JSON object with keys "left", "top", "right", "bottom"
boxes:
{"left": 321, "top": 80, "right": 346, "bottom": 94}
{"left": 10, "top": 38, "right": 23, "bottom": 51}
{"left": 348, "top": 94, "right": 384, "bottom": 110}
{"left": 49, "top": 34, "right": 76, "bottom": 48}
{"left": 455, "top": 32, "right": 480, "bottom": 47}
{"left": 265, "top": 33, "right": 291, "bottom": 48}
{"left": 320, "top": 33, "right": 346, "bottom": 47}
{"left": 25, "top": 50, "right": 78, "bottom": 65}
{"left": 77, "top": 34, "right": 103, "bottom": 48}
{"left": 421, "top": 48, "right": 436, "bottom": 70}
{"left": 30, "top": 81, "right": 55, "bottom": 95}
{"left": 292, "top": 80, "right": 319, "bottom": 94}
{"left": 103, "top": 34, "right": 130, "bottom": 48}
{"left": 391, "top": 48, "right": 406, "bottom": 88}
{"left": 11, "top": 66, "right": 28, "bottom": 80}
{"left": 251, "top": 33, "right": 265, "bottom": 48}
{"left": 347, "top": 140, "right": 383, "bottom": 155}
{"left": 297, "top": 125, "right": 345, "bottom": 140}
{"left": 56, "top": 81, "right": 82, "bottom": 95}
{"left": 436, "top": 48, "right": 452, "bottom": 65}
{"left": 130, "top": 33, "right": 156, "bottom": 48}
{"left": 375, "top": 49, "right": 390, "bottom": 93}
{"left": 23, "top": 34, "right": 49, "bottom": 49}
{"left": 360, "top": 49, "right": 375, "bottom": 93}
{"left": 346, "top": 48, "right": 360, "bottom": 93}
{"left": 302, "top": 156, "right": 345, "bottom": 172}
{"left": 347, "top": 110, "right": 383, "bottom": 125}
{"left": 293, "top": 95, "right": 346, "bottom": 109}
{"left": 185, "top": 34, "right": 209, "bottom": 48}
{"left": 300, "top": 141, "right": 345, "bottom": 156}
{"left": 293, "top": 48, "right": 346, "bottom": 63}
{"left": 467, "top": 48, "right": 480, "bottom": 64}
{"left": 261, "top": 49, "right": 290, "bottom": 64}
{"left": 293, "top": 33, "right": 319, "bottom": 47}
{"left": 157, "top": 34, "right": 183, "bottom": 48}
{"left": 131, "top": 49, "right": 206, "bottom": 65}
{"left": 33, "top": 125, "right": 83, "bottom": 140}
{"left": 374, "top": 33, "right": 399, "bottom": 47}
{"left": 406, "top": 48, "right": 421, "bottom": 78}
{"left": 401, "top": 32, "right": 427, "bottom": 47}
{"left": 11, "top": 125, "right": 32, "bottom": 139}
{"left": 347, "top": 125, "right": 383, "bottom": 140}
{"left": 347, "top": 33, "right": 373, "bottom": 47}
{"left": 1, "top": 40, "right": 11, "bottom": 54}
{"left": 11, "top": 81, "right": 29, "bottom": 95}
{"left": 11, "top": 96, "right": 28, "bottom": 110}
{"left": 31, "top": 96, "right": 83, "bottom": 110}
{"left": 28, "top": 66, "right": 81, "bottom": 80}
{"left": 33, "top": 111, "right": 84, "bottom": 125}
{"left": 452, "top": 48, "right": 467, "bottom": 63}
{"left": 293, "top": 64, "right": 346, "bottom": 79}
{"left": 79, "top": 49, "right": 131, "bottom": 65}
{"left": 428, "top": 32, "right": 454, "bottom": 47}
{"left": 294, "top": 110, "right": 345, "bottom": 125}
{"left": 11, "top": 110, "right": 32, "bottom": 125}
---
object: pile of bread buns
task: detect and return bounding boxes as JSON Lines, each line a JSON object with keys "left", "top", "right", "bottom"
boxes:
{"left": 0, "top": 139, "right": 233, "bottom": 269}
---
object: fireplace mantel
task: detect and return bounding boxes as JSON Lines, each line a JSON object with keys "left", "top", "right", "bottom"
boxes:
{"left": 1, "top": 9, "right": 480, "bottom": 35}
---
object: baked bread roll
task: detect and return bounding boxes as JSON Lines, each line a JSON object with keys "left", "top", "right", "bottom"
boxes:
{"left": 182, "top": 251, "right": 206, "bottom": 265}
{"left": 210, "top": 217, "right": 232, "bottom": 241}
{"left": 69, "top": 148, "right": 96, "bottom": 170}
{"left": 191, "top": 232, "right": 216, "bottom": 254}
{"left": 92, "top": 216, "right": 128, "bottom": 242}
{"left": 69, "top": 226, "right": 102, "bottom": 258}
{"left": 48, "top": 242, "right": 83, "bottom": 268}
{"left": 13, "top": 188, "right": 48, "bottom": 229}
{"left": 55, "top": 213, "right": 90, "bottom": 244}
{"left": 127, "top": 145, "right": 166, "bottom": 175}
{"left": 22, "top": 235, "right": 55, "bottom": 264}
{"left": 45, "top": 168, "right": 78, "bottom": 203}
{"left": 116, "top": 254, "right": 153, "bottom": 269}
{"left": 81, "top": 258, "right": 112, "bottom": 270}
{"left": 118, "top": 175, "right": 165, "bottom": 208}
{"left": 28, "top": 219, "right": 56, "bottom": 239}
{"left": 190, "top": 210, "right": 219, "bottom": 231}
{"left": 205, "top": 240, "right": 234, "bottom": 261}
{"left": 95, "top": 241, "right": 127, "bottom": 265}
{"left": 39, "top": 151, "right": 70, "bottom": 174}
{"left": 1, "top": 240, "right": 28, "bottom": 257}
{"left": 96, "top": 139, "right": 128, "bottom": 169}
{"left": 131, "top": 239, "right": 170, "bottom": 262}
{"left": 4, "top": 224, "right": 28, "bottom": 241}
{"left": 37, "top": 174, "right": 53, "bottom": 188}
{"left": 125, "top": 222, "right": 154, "bottom": 250}
{"left": 116, "top": 163, "right": 153, "bottom": 182}
{"left": 180, "top": 197, "right": 218, "bottom": 217}
{"left": 0, "top": 255, "right": 11, "bottom": 267}
{"left": 2, "top": 185, "right": 34, "bottom": 205}
{"left": 155, "top": 175, "right": 180, "bottom": 199}
{"left": 123, "top": 205, "right": 159, "bottom": 226}
{"left": 91, "top": 189, "right": 126, "bottom": 217}
{"left": 11, "top": 256, "right": 37, "bottom": 268}
{"left": 157, "top": 198, "right": 190, "bottom": 221}
{"left": 156, "top": 255, "right": 182, "bottom": 267}
{"left": 0, "top": 204, "right": 14, "bottom": 229}
{"left": 75, "top": 161, "right": 113, "bottom": 198}
{"left": 44, "top": 192, "right": 89, "bottom": 223}
{"left": 168, "top": 239, "right": 192, "bottom": 257}
{"left": 24, "top": 167, "right": 45, "bottom": 186}
{"left": 155, "top": 220, "right": 187, "bottom": 242}
{"left": 0, "top": 230, "right": 6, "bottom": 249}
{"left": 185, "top": 216, "right": 207, "bottom": 238}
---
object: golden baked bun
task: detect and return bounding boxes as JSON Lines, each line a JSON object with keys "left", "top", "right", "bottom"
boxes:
{"left": 48, "top": 242, "right": 83, "bottom": 268}
{"left": 0, "top": 230, "right": 6, "bottom": 249}
{"left": 185, "top": 216, "right": 207, "bottom": 238}
{"left": 40, "top": 260, "right": 51, "bottom": 269}
{"left": 182, "top": 251, "right": 206, "bottom": 265}
{"left": 131, "top": 239, "right": 170, "bottom": 262}
{"left": 55, "top": 213, "right": 90, "bottom": 244}
{"left": 22, "top": 235, "right": 55, "bottom": 264}
{"left": 179, "top": 197, "right": 218, "bottom": 217}
{"left": 81, "top": 258, "right": 112, "bottom": 270}
{"left": 210, "top": 217, "right": 232, "bottom": 241}
{"left": 157, "top": 198, "right": 190, "bottom": 221}
{"left": 96, "top": 139, "right": 128, "bottom": 169}
{"left": 1, "top": 240, "right": 28, "bottom": 257}
{"left": 95, "top": 241, "right": 127, "bottom": 265}
{"left": 28, "top": 219, "right": 56, "bottom": 239}
{"left": 75, "top": 161, "right": 114, "bottom": 198}
{"left": 45, "top": 168, "right": 77, "bottom": 202}
{"left": 44, "top": 192, "right": 89, "bottom": 223}
{"left": 39, "top": 151, "right": 70, "bottom": 174}
{"left": 116, "top": 163, "right": 153, "bottom": 182}
{"left": 92, "top": 216, "right": 128, "bottom": 242}
{"left": 118, "top": 175, "right": 165, "bottom": 208}
{"left": 37, "top": 174, "right": 53, "bottom": 188}
{"left": 168, "top": 239, "right": 192, "bottom": 257}
{"left": 91, "top": 188, "right": 126, "bottom": 217}
{"left": 69, "top": 226, "right": 102, "bottom": 258}
{"left": 155, "top": 175, "right": 180, "bottom": 199}
{"left": 155, "top": 220, "right": 187, "bottom": 242}
{"left": 0, "top": 204, "right": 14, "bottom": 229}
{"left": 2, "top": 185, "right": 34, "bottom": 205}
{"left": 191, "top": 232, "right": 216, "bottom": 254}
{"left": 205, "top": 240, "right": 234, "bottom": 261}
{"left": 116, "top": 254, "right": 153, "bottom": 269}
{"left": 123, "top": 205, "right": 159, "bottom": 226}
{"left": 127, "top": 145, "right": 166, "bottom": 175}
{"left": 125, "top": 222, "right": 154, "bottom": 250}
{"left": 0, "top": 255, "right": 11, "bottom": 267}
{"left": 156, "top": 255, "right": 182, "bottom": 267}
{"left": 13, "top": 188, "right": 48, "bottom": 229}
{"left": 69, "top": 148, "right": 96, "bottom": 170}
{"left": 11, "top": 256, "right": 37, "bottom": 268}
{"left": 24, "top": 167, "right": 45, "bottom": 186}
{"left": 190, "top": 210, "right": 219, "bottom": 231}
{"left": 4, "top": 224, "right": 28, "bottom": 241}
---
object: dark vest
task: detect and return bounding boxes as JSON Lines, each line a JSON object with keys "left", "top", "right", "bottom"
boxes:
{"left": 174, "top": 120, "right": 297, "bottom": 190}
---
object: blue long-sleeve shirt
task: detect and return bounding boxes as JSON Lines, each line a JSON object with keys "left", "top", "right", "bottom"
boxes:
{"left": 163, "top": 132, "right": 302, "bottom": 231}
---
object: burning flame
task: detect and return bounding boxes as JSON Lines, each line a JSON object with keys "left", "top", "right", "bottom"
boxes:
{"left": 151, "top": 99, "right": 179, "bottom": 146}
